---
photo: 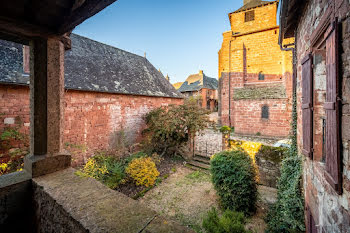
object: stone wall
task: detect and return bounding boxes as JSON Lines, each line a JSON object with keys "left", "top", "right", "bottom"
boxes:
{"left": 0, "top": 84, "right": 183, "bottom": 165}
{"left": 0, "top": 171, "right": 34, "bottom": 232}
{"left": 295, "top": 0, "right": 350, "bottom": 231}
{"left": 219, "top": 72, "right": 292, "bottom": 137}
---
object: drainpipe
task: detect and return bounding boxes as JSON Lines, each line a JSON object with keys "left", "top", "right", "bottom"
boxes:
{"left": 228, "top": 39, "right": 232, "bottom": 127}
{"left": 278, "top": 0, "right": 294, "bottom": 51}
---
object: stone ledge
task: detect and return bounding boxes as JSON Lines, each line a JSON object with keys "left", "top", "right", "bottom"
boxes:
{"left": 0, "top": 170, "right": 31, "bottom": 188}
{"left": 33, "top": 168, "right": 194, "bottom": 233}
{"left": 24, "top": 153, "right": 71, "bottom": 178}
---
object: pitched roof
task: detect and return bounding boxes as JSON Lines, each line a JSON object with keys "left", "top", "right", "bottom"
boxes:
{"left": 178, "top": 71, "right": 218, "bottom": 93}
{"left": 232, "top": 0, "right": 277, "bottom": 14}
{"left": 0, "top": 34, "right": 183, "bottom": 99}
{"left": 173, "top": 82, "right": 184, "bottom": 90}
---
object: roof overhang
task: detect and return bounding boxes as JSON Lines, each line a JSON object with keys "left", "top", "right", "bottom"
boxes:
{"left": 279, "top": 0, "right": 306, "bottom": 41}
{"left": 0, "top": 0, "right": 118, "bottom": 45}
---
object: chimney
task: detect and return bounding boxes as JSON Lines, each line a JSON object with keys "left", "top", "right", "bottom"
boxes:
{"left": 199, "top": 70, "right": 204, "bottom": 75}
{"left": 243, "top": 0, "right": 253, "bottom": 5}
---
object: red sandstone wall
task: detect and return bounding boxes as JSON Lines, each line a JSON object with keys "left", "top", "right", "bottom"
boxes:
{"left": 0, "top": 85, "right": 183, "bottom": 164}
{"left": 233, "top": 99, "right": 291, "bottom": 137}
{"left": 219, "top": 71, "right": 293, "bottom": 137}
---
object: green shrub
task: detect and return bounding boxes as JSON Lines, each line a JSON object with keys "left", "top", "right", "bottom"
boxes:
{"left": 202, "top": 207, "right": 249, "bottom": 233}
{"left": 142, "top": 98, "right": 211, "bottom": 157}
{"left": 265, "top": 156, "right": 304, "bottom": 233}
{"left": 76, "top": 155, "right": 126, "bottom": 189}
{"left": 219, "top": 126, "right": 231, "bottom": 134}
{"left": 211, "top": 150, "right": 258, "bottom": 215}
{"left": 123, "top": 151, "right": 148, "bottom": 165}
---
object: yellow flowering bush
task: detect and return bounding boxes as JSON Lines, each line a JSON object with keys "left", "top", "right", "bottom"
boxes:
{"left": 126, "top": 157, "right": 160, "bottom": 187}
{"left": 226, "top": 140, "right": 262, "bottom": 182}
{"left": 76, "top": 155, "right": 126, "bottom": 189}
{"left": 82, "top": 157, "right": 109, "bottom": 179}
{"left": 0, "top": 159, "right": 24, "bottom": 176}
{"left": 0, "top": 163, "right": 8, "bottom": 175}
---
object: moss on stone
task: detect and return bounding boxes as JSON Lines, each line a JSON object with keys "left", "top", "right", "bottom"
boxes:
{"left": 255, "top": 145, "right": 288, "bottom": 164}
{"left": 233, "top": 85, "right": 286, "bottom": 100}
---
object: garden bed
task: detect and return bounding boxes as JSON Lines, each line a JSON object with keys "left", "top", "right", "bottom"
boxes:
{"left": 116, "top": 155, "right": 184, "bottom": 199}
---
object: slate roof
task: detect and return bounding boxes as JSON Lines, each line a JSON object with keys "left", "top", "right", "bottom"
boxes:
{"left": 178, "top": 71, "right": 218, "bottom": 93}
{"left": 232, "top": 0, "right": 277, "bottom": 13}
{"left": 0, "top": 34, "right": 183, "bottom": 99}
{"left": 0, "top": 40, "right": 29, "bottom": 84}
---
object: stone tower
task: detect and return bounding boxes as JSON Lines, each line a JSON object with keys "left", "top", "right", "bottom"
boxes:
{"left": 243, "top": 0, "right": 254, "bottom": 5}
{"left": 218, "top": 0, "right": 294, "bottom": 137}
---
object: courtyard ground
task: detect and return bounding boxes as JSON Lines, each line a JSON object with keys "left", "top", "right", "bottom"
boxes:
{"left": 139, "top": 165, "right": 277, "bottom": 233}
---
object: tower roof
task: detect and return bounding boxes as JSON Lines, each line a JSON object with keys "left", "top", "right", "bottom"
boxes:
{"left": 232, "top": 0, "right": 278, "bottom": 14}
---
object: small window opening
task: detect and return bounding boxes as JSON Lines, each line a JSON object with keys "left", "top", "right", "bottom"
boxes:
{"left": 245, "top": 10, "right": 255, "bottom": 22}
{"left": 261, "top": 105, "right": 269, "bottom": 119}
{"left": 258, "top": 72, "right": 265, "bottom": 80}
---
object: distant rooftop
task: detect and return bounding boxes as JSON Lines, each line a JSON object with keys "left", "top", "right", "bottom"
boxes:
{"left": 0, "top": 34, "right": 183, "bottom": 99}
{"left": 178, "top": 70, "right": 218, "bottom": 93}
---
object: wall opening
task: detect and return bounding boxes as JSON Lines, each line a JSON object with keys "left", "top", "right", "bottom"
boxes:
{"left": 258, "top": 72, "right": 265, "bottom": 80}
{"left": 261, "top": 105, "right": 269, "bottom": 119}
{"left": 245, "top": 10, "right": 255, "bottom": 22}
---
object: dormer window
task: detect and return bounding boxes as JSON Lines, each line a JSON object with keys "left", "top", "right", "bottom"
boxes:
{"left": 245, "top": 10, "right": 255, "bottom": 22}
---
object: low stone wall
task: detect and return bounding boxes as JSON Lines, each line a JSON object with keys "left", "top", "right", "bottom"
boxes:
{"left": 0, "top": 171, "right": 34, "bottom": 232}
{"left": 255, "top": 145, "right": 286, "bottom": 188}
{"left": 0, "top": 85, "right": 183, "bottom": 165}
{"left": 33, "top": 168, "right": 193, "bottom": 233}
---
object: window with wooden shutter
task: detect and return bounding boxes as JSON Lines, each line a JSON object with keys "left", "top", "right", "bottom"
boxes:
{"left": 301, "top": 54, "right": 313, "bottom": 159}
{"left": 324, "top": 20, "right": 342, "bottom": 194}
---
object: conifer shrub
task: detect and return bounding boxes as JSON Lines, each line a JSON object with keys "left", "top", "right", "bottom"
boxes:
{"left": 211, "top": 150, "right": 258, "bottom": 215}
{"left": 202, "top": 207, "right": 249, "bottom": 233}
{"left": 126, "top": 157, "right": 160, "bottom": 187}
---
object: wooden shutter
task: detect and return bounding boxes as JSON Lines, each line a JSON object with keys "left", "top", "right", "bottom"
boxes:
{"left": 301, "top": 54, "right": 313, "bottom": 159}
{"left": 324, "top": 20, "right": 342, "bottom": 194}
{"left": 306, "top": 206, "right": 318, "bottom": 233}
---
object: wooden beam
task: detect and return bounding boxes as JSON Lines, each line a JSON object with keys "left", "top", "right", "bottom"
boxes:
{"left": 58, "top": 0, "right": 118, "bottom": 34}
{"left": 0, "top": 16, "right": 56, "bottom": 39}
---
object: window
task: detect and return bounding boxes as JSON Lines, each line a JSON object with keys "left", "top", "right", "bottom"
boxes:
{"left": 301, "top": 19, "right": 342, "bottom": 194}
{"left": 258, "top": 72, "right": 265, "bottom": 80}
{"left": 261, "top": 105, "right": 269, "bottom": 119}
{"left": 245, "top": 10, "right": 255, "bottom": 22}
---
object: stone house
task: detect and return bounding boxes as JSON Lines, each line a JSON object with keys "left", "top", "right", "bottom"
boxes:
{"left": 280, "top": 0, "right": 350, "bottom": 232}
{"left": 0, "top": 33, "right": 183, "bottom": 165}
{"left": 218, "top": 0, "right": 294, "bottom": 137}
{"left": 173, "top": 81, "right": 184, "bottom": 90}
{"left": 178, "top": 70, "right": 218, "bottom": 111}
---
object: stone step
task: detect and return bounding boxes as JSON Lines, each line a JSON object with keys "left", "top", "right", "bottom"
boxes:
{"left": 193, "top": 155, "right": 211, "bottom": 165}
{"left": 185, "top": 164, "right": 210, "bottom": 174}
{"left": 187, "top": 160, "right": 210, "bottom": 170}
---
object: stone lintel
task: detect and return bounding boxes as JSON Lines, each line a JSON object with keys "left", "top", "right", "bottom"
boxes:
{"left": 24, "top": 154, "right": 71, "bottom": 178}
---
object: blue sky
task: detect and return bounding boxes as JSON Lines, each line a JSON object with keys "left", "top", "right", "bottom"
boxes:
{"left": 74, "top": 0, "right": 277, "bottom": 84}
